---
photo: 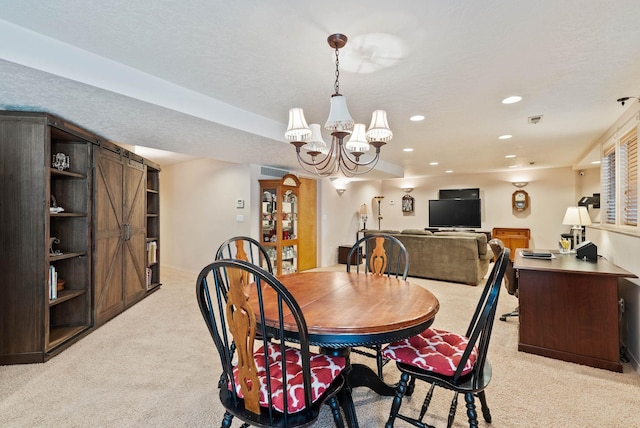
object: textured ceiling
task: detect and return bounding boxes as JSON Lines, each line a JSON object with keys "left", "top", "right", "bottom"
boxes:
{"left": 1, "top": 0, "right": 640, "bottom": 178}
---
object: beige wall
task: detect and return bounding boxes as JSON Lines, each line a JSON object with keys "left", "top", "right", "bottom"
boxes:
{"left": 160, "top": 158, "right": 253, "bottom": 274}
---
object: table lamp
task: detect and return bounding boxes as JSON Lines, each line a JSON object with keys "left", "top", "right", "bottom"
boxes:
{"left": 359, "top": 203, "right": 369, "bottom": 230}
{"left": 562, "top": 206, "right": 592, "bottom": 251}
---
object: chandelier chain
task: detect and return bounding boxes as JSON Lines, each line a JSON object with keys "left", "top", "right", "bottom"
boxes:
{"left": 334, "top": 46, "right": 340, "bottom": 95}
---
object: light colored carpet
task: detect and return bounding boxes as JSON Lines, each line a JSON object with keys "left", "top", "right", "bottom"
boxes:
{"left": 1, "top": 265, "right": 639, "bottom": 427}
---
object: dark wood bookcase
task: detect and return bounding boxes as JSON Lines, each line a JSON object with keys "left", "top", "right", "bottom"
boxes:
{"left": 0, "top": 111, "right": 161, "bottom": 364}
{"left": 0, "top": 112, "right": 95, "bottom": 363}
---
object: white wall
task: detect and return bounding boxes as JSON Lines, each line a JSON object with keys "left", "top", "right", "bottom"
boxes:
{"left": 160, "top": 158, "right": 253, "bottom": 274}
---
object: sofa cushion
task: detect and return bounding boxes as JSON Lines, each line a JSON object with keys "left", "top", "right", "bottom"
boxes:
{"left": 434, "top": 232, "right": 487, "bottom": 256}
{"left": 401, "top": 229, "right": 432, "bottom": 235}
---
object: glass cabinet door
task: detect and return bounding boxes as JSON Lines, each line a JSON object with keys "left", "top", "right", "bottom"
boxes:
{"left": 262, "top": 188, "right": 277, "bottom": 244}
{"left": 281, "top": 188, "right": 298, "bottom": 273}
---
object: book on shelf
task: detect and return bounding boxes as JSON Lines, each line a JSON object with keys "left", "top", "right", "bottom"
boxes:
{"left": 49, "top": 265, "right": 57, "bottom": 300}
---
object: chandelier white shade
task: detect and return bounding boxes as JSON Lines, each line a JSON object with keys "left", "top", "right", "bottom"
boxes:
{"left": 325, "top": 94, "right": 354, "bottom": 132}
{"left": 367, "top": 110, "right": 393, "bottom": 142}
{"left": 284, "top": 108, "right": 311, "bottom": 142}
{"left": 286, "top": 33, "right": 392, "bottom": 177}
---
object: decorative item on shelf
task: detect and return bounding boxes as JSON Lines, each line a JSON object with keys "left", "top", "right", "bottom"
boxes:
{"left": 49, "top": 237, "right": 62, "bottom": 255}
{"left": 56, "top": 278, "right": 65, "bottom": 291}
{"left": 285, "top": 33, "right": 392, "bottom": 177}
{"left": 373, "top": 196, "right": 384, "bottom": 229}
{"left": 52, "top": 152, "right": 70, "bottom": 171}
{"left": 49, "top": 194, "right": 65, "bottom": 213}
{"left": 402, "top": 188, "right": 414, "bottom": 213}
{"left": 562, "top": 206, "right": 592, "bottom": 251}
{"left": 359, "top": 203, "right": 369, "bottom": 230}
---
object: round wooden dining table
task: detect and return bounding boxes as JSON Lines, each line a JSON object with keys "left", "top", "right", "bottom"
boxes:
{"left": 251, "top": 270, "right": 440, "bottom": 428}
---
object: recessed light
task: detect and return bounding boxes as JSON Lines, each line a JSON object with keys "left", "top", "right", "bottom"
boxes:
{"left": 403, "top": 148, "right": 414, "bottom": 152}
{"left": 445, "top": 170, "right": 453, "bottom": 173}
{"left": 498, "top": 134, "right": 513, "bottom": 140}
{"left": 410, "top": 115, "right": 425, "bottom": 122}
{"left": 505, "top": 154, "right": 516, "bottom": 158}
{"left": 502, "top": 96, "right": 522, "bottom": 104}
{"left": 429, "top": 162, "right": 439, "bottom": 166}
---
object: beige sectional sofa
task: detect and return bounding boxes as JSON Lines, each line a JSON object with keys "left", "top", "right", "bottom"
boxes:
{"left": 364, "top": 229, "right": 491, "bottom": 285}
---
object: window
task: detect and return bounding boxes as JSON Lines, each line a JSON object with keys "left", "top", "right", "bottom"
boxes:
{"left": 600, "top": 117, "right": 639, "bottom": 230}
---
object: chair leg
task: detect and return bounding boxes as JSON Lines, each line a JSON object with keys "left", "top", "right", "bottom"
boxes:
{"left": 385, "top": 372, "right": 410, "bottom": 428}
{"left": 419, "top": 384, "right": 436, "bottom": 421}
{"left": 446, "top": 393, "right": 458, "bottom": 428}
{"left": 499, "top": 306, "right": 519, "bottom": 321}
{"left": 376, "top": 344, "right": 384, "bottom": 379}
{"left": 476, "top": 390, "right": 492, "bottom": 423}
{"left": 463, "top": 393, "right": 479, "bottom": 428}
{"left": 406, "top": 375, "right": 416, "bottom": 396}
{"left": 328, "top": 396, "right": 345, "bottom": 428}
{"left": 221, "top": 411, "right": 234, "bottom": 427}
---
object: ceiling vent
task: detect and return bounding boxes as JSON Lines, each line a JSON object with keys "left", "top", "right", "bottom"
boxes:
{"left": 260, "top": 166, "right": 289, "bottom": 178}
{"left": 528, "top": 115, "right": 543, "bottom": 124}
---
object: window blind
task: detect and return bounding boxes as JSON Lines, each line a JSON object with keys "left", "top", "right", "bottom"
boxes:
{"left": 620, "top": 127, "right": 638, "bottom": 226}
{"left": 602, "top": 146, "right": 616, "bottom": 224}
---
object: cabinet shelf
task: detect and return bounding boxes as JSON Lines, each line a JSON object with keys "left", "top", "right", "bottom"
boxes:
{"left": 48, "top": 325, "right": 89, "bottom": 350}
{"left": 49, "top": 251, "right": 86, "bottom": 262}
{"left": 50, "top": 168, "right": 87, "bottom": 179}
{"left": 50, "top": 212, "right": 87, "bottom": 218}
{"left": 49, "top": 289, "right": 86, "bottom": 306}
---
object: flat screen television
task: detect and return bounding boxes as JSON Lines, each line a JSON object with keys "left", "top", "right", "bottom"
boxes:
{"left": 428, "top": 199, "right": 482, "bottom": 228}
{"left": 439, "top": 188, "right": 480, "bottom": 200}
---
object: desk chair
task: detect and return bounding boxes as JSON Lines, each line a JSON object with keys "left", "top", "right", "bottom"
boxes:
{"left": 382, "top": 248, "right": 509, "bottom": 428}
{"left": 346, "top": 234, "right": 409, "bottom": 379}
{"left": 488, "top": 238, "right": 518, "bottom": 321}
{"left": 196, "top": 259, "right": 346, "bottom": 427}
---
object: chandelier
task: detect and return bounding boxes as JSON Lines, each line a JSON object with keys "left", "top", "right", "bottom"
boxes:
{"left": 285, "top": 34, "right": 392, "bottom": 177}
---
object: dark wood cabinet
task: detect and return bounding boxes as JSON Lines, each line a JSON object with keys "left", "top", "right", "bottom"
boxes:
{"left": 93, "top": 142, "right": 153, "bottom": 326}
{"left": 0, "top": 112, "right": 95, "bottom": 364}
{"left": 0, "top": 111, "right": 161, "bottom": 364}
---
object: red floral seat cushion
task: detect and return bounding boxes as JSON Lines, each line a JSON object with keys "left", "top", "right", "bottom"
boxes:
{"left": 381, "top": 328, "right": 478, "bottom": 376}
{"left": 230, "top": 344, "right": 346, "bottom": 414}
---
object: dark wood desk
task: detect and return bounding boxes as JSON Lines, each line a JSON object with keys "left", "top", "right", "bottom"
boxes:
{"left": 254, "top": 271, "right": 439, "bottom": 428}
{"left": 514, "top": 249, "right": 637, "bottom": 372}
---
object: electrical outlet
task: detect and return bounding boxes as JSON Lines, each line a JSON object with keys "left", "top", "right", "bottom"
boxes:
{"left": 619, "top": 298, "right": 625, "bottom": 313}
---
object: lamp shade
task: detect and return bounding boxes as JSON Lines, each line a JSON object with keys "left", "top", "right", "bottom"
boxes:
{"left": 304, "top": 124, "right": 328, "bottom": 154}
{"left": 285, "top": 108, "right": 311, "bottom": 142}
{"left": 562, "top": 206, "right": 592, "bottom": 226}
{"left": 366, "top": 110, "right": 393, "bottom": 142}
{"left": 325, "top": 94, "right": 354, "bottom": 132}
{"left": 359, "top": 203, "right": 369, "bottom": 215}
{"left": 345, "top": 123, "right": 370, "bottom": 153}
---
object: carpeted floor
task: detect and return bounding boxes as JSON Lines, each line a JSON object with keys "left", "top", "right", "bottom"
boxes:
{"left": 1, "top": 265, "right": 639, "bottom": 427}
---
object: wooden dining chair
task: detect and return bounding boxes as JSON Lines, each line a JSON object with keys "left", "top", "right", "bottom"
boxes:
{"left": 215, "top": 236, "right": 274, "bottom": 273}
{"left": 346, "top": 233, "right": 409, "bottom": 379}
{"left": 196, "top": 259, "right": 347, "bottom": 428}
{"left": 346, "top": 233, "right": 409, "bottom": 279}
{"left": 381, "top": 248, "right": 510, "bottom": 428}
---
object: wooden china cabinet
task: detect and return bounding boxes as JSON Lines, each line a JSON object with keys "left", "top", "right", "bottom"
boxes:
{"left": 259, "top": 174, "right": 317, "bottom": 275}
